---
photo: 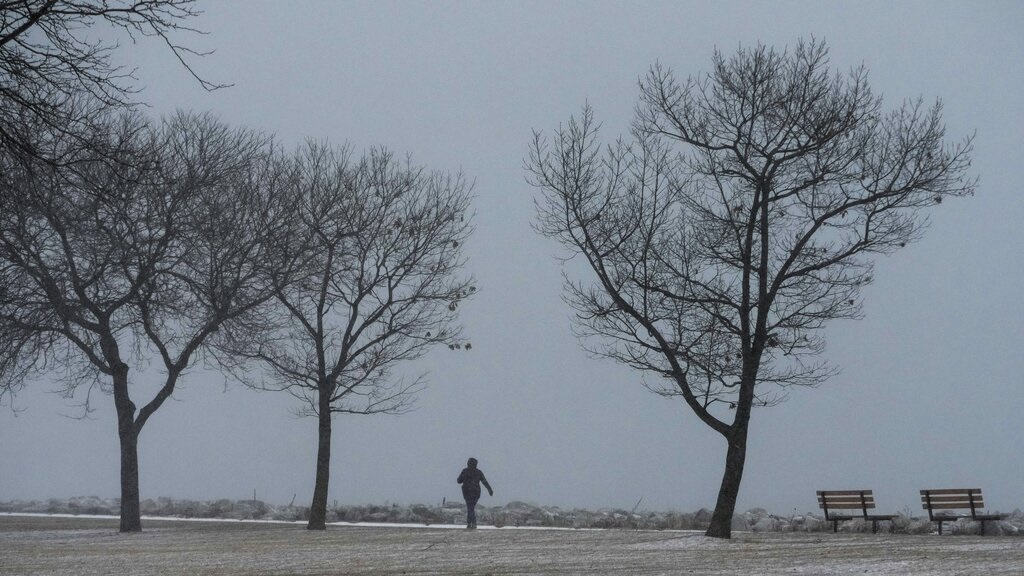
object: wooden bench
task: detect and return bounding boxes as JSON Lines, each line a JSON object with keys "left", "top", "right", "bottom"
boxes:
{"left": 817, "top": 490, "right": 896, "bottom": 533}
{"left": 920, "top": 488, "right": 1007, "bottom": 535}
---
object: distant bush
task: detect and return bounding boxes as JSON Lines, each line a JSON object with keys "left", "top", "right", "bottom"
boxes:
{"left": 2, "top": 497, "right": 1021, "bottom": 535}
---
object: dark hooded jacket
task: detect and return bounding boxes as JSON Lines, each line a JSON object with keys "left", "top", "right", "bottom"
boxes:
{"left": 457, "top": 459, "right": 492, "bottom": 502}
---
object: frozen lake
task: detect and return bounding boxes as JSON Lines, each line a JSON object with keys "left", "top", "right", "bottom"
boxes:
{"left": 2, "top": 514, "right": 1022, "bottom": 575}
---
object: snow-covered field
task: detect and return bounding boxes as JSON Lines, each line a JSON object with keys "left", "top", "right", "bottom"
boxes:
{"left": 2, "top": 514, "right": 1023, "bottom": 575}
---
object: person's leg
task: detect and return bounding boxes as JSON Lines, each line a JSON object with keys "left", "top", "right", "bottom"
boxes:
{"left": 466, "top": 499, "right": 477, "bottom": 528}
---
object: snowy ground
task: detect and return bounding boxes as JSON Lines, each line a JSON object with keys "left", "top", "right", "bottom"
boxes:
{"left": 2, "top": 514, "right": 1023, "bottom": 575}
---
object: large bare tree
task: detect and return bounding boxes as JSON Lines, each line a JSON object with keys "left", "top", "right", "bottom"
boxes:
{"left": 0, "top": 0, "right": 222, "bottom": 164}
{"left": 528, "top": 39, "right": 975, "bottom": 539}
{"left": 218, "top": 143, "right": 475, "bottom": 530}
{"left": 0, "top": 111, "right": 289, "bottom": 532}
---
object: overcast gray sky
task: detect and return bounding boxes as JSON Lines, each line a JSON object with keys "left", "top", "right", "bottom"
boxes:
{"left": 2, "top": 0, "right": 1022, "bottom": 516}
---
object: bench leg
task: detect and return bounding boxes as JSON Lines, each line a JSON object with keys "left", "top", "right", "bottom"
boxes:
{"left": 832, "top": 520, "right": 838, "bottom": 533}
{"left": 871, "top": 520, "right": 878, "bottom": 534}
{"left": 937, "top": 521, "right": 943, "bottom": 535}
{"left": 980, "top": 520, "right": 986, "bottom": 536}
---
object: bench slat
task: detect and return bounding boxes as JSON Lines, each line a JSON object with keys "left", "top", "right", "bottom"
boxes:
{"left": 921, "top": 500, "right": 983, "bottom": 508}
{"left": 932, "top": 513, "right": 1007, "bottom": 520}
{"left": 973, "top": 514, "right": 1008, "bottom": 520}
{"left": 920, "top": 488, "right": 981, "bottom": 496}
{"left": 820, "top": 498, "right": 876, "bottom": 504}
{"left": 921, "top": 500, "right": 984, "bottom": 508}
{"left": 817, "top": 490, "right": 875, "bottom": 496}
{"left": 819, "top": 494, "right": 876, "bottom": 501}
{"left": 921, "top": 497, "right": 985, "bottom": 507}
{"left": 920, "top": 494, "right": 984, "bottom": 502}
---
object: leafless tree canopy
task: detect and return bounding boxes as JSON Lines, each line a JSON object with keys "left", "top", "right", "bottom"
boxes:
{"left": 0, "top": 111, "right": 281, "bottom": 407}
{"left": 531, "top": 39, "right": 974, "bottom": 425}
{"left": 0, "top": 110, "right": 153, "bottom": 401}
{"left": 528, "top": 39, "right": 975, "bottom": 538}
{"left": 0, "top": 0, "right": 222, "bottom": 163}
{"left": 220, "top": 143, "right": 475, "bottom": 417}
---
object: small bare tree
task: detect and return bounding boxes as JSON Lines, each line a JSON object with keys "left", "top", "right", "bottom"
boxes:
{"left": 0, "top": 111, "right": 288, "bottom": 532}
{"left": 218, "top": 143, "right": 475, "bottom": 530}
{"left": 528, "top": 39, "right": 975, "bottom": 539}
{"left": 0, "top": 0, "right": 224, "bottom": 164}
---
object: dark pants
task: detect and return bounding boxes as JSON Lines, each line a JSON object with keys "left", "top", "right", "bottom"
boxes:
{"left": 465, "top": 499, "right": 478, "bottom": 525}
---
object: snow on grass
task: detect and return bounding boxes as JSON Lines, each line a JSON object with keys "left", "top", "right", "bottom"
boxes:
{"left": 2, "top": 514, "right": 1023, "bottom": 575}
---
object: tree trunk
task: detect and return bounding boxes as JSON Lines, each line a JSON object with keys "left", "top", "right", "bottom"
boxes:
{"left": 705, "top": 425, "right": 749, "bottom": 539}
{"left": 113, "top": 368, "right": 142, "bottom": 533}
{"left": 117, "top": 424, "right": 142, "bottom": 532}
{"left": 307, "top": 394, "right": 333, "bottom": 530}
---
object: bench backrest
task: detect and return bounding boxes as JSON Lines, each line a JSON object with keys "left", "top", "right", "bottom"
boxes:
{"left": 920, "top": 489, "right": 985, "bottom": 518}
{"left": 817, "top": 490, "right": 876, "bottom": 517}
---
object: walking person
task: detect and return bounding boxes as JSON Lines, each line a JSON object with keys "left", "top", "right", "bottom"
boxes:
{"left": 457, "top": 457, "right": 493, "bottom": 529}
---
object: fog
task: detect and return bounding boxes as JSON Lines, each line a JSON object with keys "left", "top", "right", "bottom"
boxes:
{"left": 1, "top": 1, "right": 1022, "bottom": 517}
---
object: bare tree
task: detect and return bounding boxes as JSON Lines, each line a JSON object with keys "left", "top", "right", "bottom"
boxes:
{"left": 0, "top": 0, "right": 223, "bottom": 164}
{"left": 217, "top": 143, "right": 475, "bottom": 530}
{"left": 0, "top": 110, "right": 288, "bottom": 532}
{"left": 528, "top": 39, "right": 975, "bottom": 539}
